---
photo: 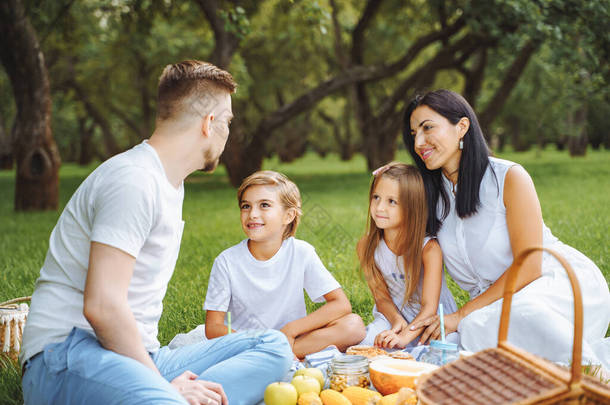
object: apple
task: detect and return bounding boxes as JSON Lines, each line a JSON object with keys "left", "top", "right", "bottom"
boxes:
{"left": 291, "top": 375, "right": 321, "bottom": 397}
{"left": 294, "top": 368, "right": 325, "bottom": 390}
{"left": 264, "top": 382, "right": 298, "bottom": 405}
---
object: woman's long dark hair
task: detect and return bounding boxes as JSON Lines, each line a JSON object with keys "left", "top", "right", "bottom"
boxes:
{"left": 402, "top": 89, "right": 491, "bottom": 236}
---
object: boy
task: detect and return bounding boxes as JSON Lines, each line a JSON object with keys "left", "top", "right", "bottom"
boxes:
{"left": 204, "top": 171, "right": 366, "bottom": 358}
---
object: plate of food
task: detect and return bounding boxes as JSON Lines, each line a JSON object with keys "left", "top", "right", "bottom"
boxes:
{"left": 345, "top": 345, "right": 389, "bottom": 359}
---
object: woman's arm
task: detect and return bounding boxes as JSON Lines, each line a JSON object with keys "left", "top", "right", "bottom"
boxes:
{"left": 205, "top": 310, "right": 235, "bottom": 339}
{"left": 280, "top": 288, "right": 351, "bottom": 346}
{"left": 411, "top": 165, "right": 544, "bottom": 343}
{"left": 376, "top": 240, "right": 443, "bottom": 348}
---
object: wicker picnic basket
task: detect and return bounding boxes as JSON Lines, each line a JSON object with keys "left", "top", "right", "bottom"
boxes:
{"left": 0, "top": 296, "right": 30, "bottom": 365}
{"left": 416, "top": 247, "right": 610, "bottom": 405}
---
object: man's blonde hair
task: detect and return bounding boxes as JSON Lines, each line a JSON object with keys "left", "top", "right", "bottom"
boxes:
{"left": 157, "top": 60, "right": 237, "bottom": 122}
{"left": 237, "top": 171, "right": 302, "bottom": 239}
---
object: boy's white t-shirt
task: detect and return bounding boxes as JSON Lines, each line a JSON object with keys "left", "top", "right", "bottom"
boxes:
{"left": 204, "top": 237, "right": 341, "bottom": 331}
{"left": 20, "top": 141, "right": 185, "bottom": 366}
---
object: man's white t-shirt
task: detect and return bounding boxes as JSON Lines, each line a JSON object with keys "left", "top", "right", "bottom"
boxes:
{"left": 204, "top": 237, "right": 341, "bottom": 331}
{"left": 20, "top": 141, "right": 185, "bottom": 366}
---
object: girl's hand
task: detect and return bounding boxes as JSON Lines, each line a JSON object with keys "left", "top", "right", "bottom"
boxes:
{"left": 409, "top": 312, "right": 462, "bottom": 345}
{"left": 374, "top": 330, "right": 408, "bottom": 349}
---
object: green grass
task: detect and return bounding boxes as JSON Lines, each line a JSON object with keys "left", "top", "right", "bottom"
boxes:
{"left": 1, "top": 148, "right": 609, "bottom": 402}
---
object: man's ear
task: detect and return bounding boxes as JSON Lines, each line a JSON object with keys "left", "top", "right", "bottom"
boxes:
{"left": 457, "top": 116, "right": 470, "bottom": 139}
{"left": 201, "top": 113, "right": 215, "bottom": 138}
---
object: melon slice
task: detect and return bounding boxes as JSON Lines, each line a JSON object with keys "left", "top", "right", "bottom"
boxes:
{"left": 369, "top": 358, "right": 438, "bottom": 395}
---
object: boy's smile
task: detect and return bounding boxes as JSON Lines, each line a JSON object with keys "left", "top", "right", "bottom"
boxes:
{"left": 240, "top": 185, "right": 293, "bottom": 245}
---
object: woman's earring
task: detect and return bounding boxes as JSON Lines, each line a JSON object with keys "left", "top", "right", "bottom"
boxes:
{"left": 459, "top": 139, "right": 464, "bottom": 150}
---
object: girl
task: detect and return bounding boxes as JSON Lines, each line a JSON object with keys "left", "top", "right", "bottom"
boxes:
{"left": 358, "top": 162, "right": 458, "bottom": 349}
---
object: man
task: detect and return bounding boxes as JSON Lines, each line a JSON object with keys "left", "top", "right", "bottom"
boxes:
{"left": 20, "top": 60, "right": 292, "bottom": 405}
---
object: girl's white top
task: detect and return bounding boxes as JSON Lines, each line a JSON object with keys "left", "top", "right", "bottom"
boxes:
{"left": 373, "top": 237, "right": 457, "bottom": 323}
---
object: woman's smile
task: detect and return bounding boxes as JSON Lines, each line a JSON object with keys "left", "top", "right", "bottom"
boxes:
{"left": 419, "top": 148, "right": 434, "bottom": 161}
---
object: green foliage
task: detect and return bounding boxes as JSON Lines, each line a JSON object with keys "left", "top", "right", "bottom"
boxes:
{"left": 4, "top": 0, "right": 605, "bottom": 167}
{"left": 1, "top": 149, "right": 609, "bottom": 400}
{"left": 0, "top": 357, "right": 21, "bottom": 405}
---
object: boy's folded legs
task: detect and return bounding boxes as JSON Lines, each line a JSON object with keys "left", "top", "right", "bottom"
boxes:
{"left": 292, "top": 313, "right": 366, "bottom": 359}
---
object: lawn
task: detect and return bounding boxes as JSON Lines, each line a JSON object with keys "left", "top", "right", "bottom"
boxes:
{"left": 1, "top": 148, "right": 609, "bottom": 403}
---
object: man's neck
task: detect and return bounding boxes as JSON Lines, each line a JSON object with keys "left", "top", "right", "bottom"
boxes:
{"left": 147, "top": 128, "right": 198, "bottom": 189}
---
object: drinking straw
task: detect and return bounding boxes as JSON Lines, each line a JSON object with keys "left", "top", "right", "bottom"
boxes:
{"left": 439, "top": 303, "right": 445, "bottom": 342}
{"left": 227, "top": 311, "right": 232, "bottom": 334}
{"left": 439, "top": 303, "right": 446, "bottom": 365}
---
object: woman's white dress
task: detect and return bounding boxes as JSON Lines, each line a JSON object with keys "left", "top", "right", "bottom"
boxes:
{"left": 361, "top": 237, "right": 459, "bottom": 347}
{"left": 437, "top": 157, "right": 610, "bottom": 368}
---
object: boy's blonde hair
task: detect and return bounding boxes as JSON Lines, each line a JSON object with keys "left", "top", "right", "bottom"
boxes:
{"left": 237, "top": 171, "right": 302, "bottom": 239}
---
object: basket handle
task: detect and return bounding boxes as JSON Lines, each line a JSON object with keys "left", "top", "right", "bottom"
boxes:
{"left": 0, "top": 296, "right": 31, "bottom": 307}
{"left": 498, "top": 246, "right": 582, "bottom": 386}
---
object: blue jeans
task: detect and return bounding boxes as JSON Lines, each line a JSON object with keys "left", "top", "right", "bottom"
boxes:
{"left": 22, "top": 327, "right": 292, "bottom": 405}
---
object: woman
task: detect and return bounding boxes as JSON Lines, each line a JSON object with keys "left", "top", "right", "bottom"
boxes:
{"left": 403, "top": 89, "right": 609, "bottom": 368}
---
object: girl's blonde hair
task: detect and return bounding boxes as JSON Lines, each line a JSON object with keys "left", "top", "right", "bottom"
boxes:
{"left": 357, "top": 162, "right": 428, "bottom": 306}
{"left": 237, "top": 170, "right": 302, "bottom": 239}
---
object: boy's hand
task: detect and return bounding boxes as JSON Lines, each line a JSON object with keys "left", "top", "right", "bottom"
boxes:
{"left": 280, "top": 324, "right": 297, "bottom": 349}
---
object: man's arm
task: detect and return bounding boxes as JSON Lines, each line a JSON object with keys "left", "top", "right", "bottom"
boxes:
{"left": 84, "top": 242, "right": 226, "bottom": 405}
{"left": 83, "top": 241, "right": 160, "bottom": 373}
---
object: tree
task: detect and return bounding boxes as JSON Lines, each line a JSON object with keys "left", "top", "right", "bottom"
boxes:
{"left": 0, "top": 0, "right": 61, "bottom": 210}
{"left": 0, "top": 110, "right": 12, "bottom": 169}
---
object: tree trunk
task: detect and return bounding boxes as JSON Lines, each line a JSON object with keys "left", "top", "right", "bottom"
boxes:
{"left": 364, "top": 110, "right": 402, "bottom": 169}
{"left": 319, "top": 108, "right": 356, "bottom": 161}
{"left": 568, "top": 104, "right": 588, "bottom": 156}
{"left": 70, "top": 79, "right": 121, "bottom": 158}
{"left": 479, "top": 40, "right": 539, "bottom": 142}
{"left": 508, "top": 115, "right": 529, "bottom": 151}
{"left": 0, "top": 112, "right": 13, "bottom": 170}
{"left": 0, "top": 0, "right": 61, "bottom": 210}
{"left": 462, "top": 47, "right": 488, "bottom": 109}
{"left": 220, "top": 119, "right": 265, "bottom": 187}
{"left": 78, "top": 117, "right": 95, "bottom": 166}
{"left": 497, "top": 131, "right": 507, "bottom": 152}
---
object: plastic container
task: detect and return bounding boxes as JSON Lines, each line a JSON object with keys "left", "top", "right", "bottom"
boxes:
{"left": 419, "top": 340, "right": 459, "bottom": 366}
{"left": 327, "top": 354, "right": 371, "bottom": 391}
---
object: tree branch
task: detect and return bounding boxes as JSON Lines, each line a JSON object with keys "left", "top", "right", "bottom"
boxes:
{"left": 479, "top": 39, "right": 541, "bottom": 135}
{"left": 351, "top": 0, "right": 384, "bottom": 64}
{"left": 375, "top": 34, "right": 485, "bottom": 126}
{"left": 329, "top": 0, "right": 349, "bottom": 69}
{"left": 253, "top": 18, "right": 468, "bottom": 136}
